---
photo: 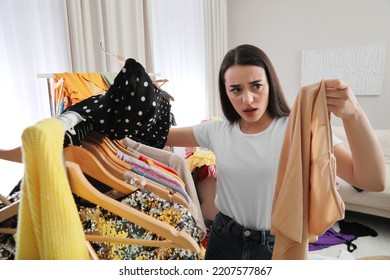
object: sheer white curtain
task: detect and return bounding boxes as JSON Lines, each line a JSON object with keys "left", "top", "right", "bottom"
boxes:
{"left": 0, "top": 0, "right": 228, "bottom": 193}
{"left": 149, "top": 0, "right": 227, "bottom": 125}
{"left": 0, "top": 0, "right": 71, "bottom": 193}
{"left": 148, "top": 0, "right": 207, "bottom": 127}
{"left": 65, "top": 0, "right": 147, "bottom": 72}
{"left": 64, "top": 0, "right": 227, "bottom": 125}
{"left": 204, "top": 0, "right": 228, "bottom": 119}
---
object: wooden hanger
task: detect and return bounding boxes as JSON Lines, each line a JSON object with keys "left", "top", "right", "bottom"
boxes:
{"left": 0, "top": 193, "right": 11, "bottom": 206}
{"left": 113, "top": 137, "right": 184, "bottom": 186}
{"left": 0, "top": 200, "right": 19, "bottom": 225}
{"left": 83, "top": 138, "right": 189, "bottom": 207}
{"left": 0, "top": 202, "right": 97, "bottom": 260}
{"left": 85, "top": 131, "right": 127, "bottom": 154}
{"left": 113, "top": 138, "right": 127, "bottom": 149}
{"left": 97, "top": 134, "right": 138, "bottom": 158}
{"left": 112, "top": 138, "right": 142, "bottom": 159}
{"left": 152, "top": 78, "right": 167, "bottom": 91}
{"left": 66, "top": 160, "right": 200, "bottom": 253}
{"left": 0, "top": 196, "right": 19, "bottom": 234}
{"left": 155, "top": 78, "right": 168, "bottom": 88}
{"left": 154, "top": 79, "right": 175, "bottom": 101}
{"left": 0, "top": 156, "right": 21, "bottom": 234}
{"left": 111, "top": 137, "right": 179, "bottom": 178}
{"left": 0, "top": 164, "right": 103, "bottom": 260}
{"left": 79, "top": 135, "right": 189, "bottom": 208}
{"left": 82, "top": 134, "right": 131, "bottom": 172}
{"left": 63, "top": 146, "right": 135, "bottom": 195}
{"left": 85, "top": 240, "right": 99, "bottom": 260}
{"left": 0, "top": 151, "right": 99, "bottom": 259}
{"left": 81, "top": 140, "right": 127, "bottom": 179}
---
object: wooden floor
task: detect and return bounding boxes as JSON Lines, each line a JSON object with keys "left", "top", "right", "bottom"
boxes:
{"left": 308, "top": 210, "right": 390, "bottom": 260}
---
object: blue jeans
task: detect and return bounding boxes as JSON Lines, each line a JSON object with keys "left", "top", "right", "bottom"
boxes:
{"left": 205, "top": 212, "right": 275, "bottom": 260}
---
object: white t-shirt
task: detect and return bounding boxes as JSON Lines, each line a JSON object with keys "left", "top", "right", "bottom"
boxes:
{"left": 193, "top": 117, "right": 341, "bottom": 230}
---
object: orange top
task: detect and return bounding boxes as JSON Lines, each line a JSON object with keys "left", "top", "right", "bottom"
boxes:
{"left": 54, "top": 73, "right": 109, "bottom": 107}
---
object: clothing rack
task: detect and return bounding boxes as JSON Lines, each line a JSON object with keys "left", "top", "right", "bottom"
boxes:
{"left": 37, "top": 73, "right": 56, "bottom": 117}
{"left": 37, "top": 71, "right": 163, "bottom": 117}
{"left": 1, "top": 60, "right": 204, "bottom": 259}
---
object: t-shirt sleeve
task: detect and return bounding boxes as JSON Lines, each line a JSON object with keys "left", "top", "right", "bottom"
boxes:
{"left": 192, "top": 121, "right": 214, "bottom": 150}
{"left": 332, "top": 133, "right": 342, "bottom": 146}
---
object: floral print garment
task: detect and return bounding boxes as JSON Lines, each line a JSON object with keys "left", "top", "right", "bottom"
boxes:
{"left": 0, "top": 190, "right": 21, "bottom": 260}
{"left": 78, "top": 188, "right": 204, "bottom": 260}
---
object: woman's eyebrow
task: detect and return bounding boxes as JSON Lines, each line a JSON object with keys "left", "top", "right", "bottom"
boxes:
{"left": 249, "top": 79, "right": 262, "bottom": 85}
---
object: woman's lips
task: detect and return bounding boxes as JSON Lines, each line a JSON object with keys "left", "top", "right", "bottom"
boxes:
{"left": 243, "top": 107, "right": 258, "bottom": 117}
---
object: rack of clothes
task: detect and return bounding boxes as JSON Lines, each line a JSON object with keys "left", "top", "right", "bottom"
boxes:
{"left": 37, "top": 69, "right": 172, "bottom": 117}
{"left": 0, "top": 58, "right": 205, "bottom": 260}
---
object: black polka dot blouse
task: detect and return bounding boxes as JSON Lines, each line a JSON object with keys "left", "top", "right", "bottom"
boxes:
{"left": 64, "top": 58, "right": 172, "bottom": 149}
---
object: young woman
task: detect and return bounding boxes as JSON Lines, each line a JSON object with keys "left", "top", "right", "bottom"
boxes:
{"left": 165, "top": 44, "right": 386, "bottom": 260}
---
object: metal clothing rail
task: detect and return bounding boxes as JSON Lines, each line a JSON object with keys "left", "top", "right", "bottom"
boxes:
{"left": 37, "top": 71, "right": 162, "bottom": 117}
{"left": 37, "top": 73, "right": 57, "bottom": 117}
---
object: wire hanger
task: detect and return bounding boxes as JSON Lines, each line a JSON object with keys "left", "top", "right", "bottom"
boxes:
{"left": 99, "top": 38, "right": 163, "bottom": 82}
{"left": 99, "top": 37, "right": 175, "bottom": 101}
{"left": 99, "top": 38, "right": 126, "bottom": 65}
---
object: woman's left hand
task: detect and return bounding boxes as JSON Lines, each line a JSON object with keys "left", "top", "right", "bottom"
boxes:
{"left": 324, "top": 79, "right": 362, "bottom": 120}
{"left": 325, "top": 79, "right": 386, "bottom": 192}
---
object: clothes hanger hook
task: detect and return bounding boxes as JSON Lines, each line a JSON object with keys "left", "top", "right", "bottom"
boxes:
{"left": 99, "top": 38, "right": 114, "bottom": 57}
{"left": 99, "top": 38, "right": 125, "bottom": 64}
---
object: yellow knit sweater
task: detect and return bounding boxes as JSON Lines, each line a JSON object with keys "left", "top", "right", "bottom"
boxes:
{"left": 15, "top": 117, "right": 89, "bottom": 259}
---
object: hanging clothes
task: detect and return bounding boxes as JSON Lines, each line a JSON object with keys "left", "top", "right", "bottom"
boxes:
{"left": 0, "top": 185, "right": 21, "bottom": 260}
{"left": 77, "top": 188, "right": 203, "bottom": 260}
{"left": 64, "top": 58, "right": 172, "bottom": 148}
{"left": 100, "top": 72, "right": 117, "bottom": 87}
{"left": 54, "top": 73, "right": 110, "bottom": 109}
{"left": 116, "top": 150, "right": 188, "bottom": 201}
{"left": 122, "top": 137, "right": 207, "bottom": 238}
{"left": 9, "top": 116, "right": 202, "bottom": 259}
{"left": 185, "top": 149, "right": 217, "bottom": 181}
{"left": 55, "top": 73, "right": 110, "bottom": 102}
{"left": 15, "top": 117, "right": 89, "bottom": 260}
{"left": 185, "top": 117, "right": 220, "bottom": 182}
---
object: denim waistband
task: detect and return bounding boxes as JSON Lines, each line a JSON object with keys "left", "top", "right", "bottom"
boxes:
{"left": 217, "top": 212, "right": 273, "bottom": 245}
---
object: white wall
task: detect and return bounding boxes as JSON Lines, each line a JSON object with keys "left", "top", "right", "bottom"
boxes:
{"left": 227, "top": 0, "right": 390, "bottom": 129}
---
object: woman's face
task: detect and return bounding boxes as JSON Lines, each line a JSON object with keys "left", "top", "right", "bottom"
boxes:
{"left": 224, "top": 64, "right": 271, "bottom": 132}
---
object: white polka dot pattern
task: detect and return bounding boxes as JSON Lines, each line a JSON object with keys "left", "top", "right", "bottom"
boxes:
{"left": 65, "top": 58, "right": 171, "bottom": 148}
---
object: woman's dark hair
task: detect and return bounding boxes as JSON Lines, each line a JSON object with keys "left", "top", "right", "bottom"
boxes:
{"left": 219, "top": 44, "right": 290, "bottom": 123}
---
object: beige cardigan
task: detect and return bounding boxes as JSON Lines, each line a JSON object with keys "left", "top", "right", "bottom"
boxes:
{"left": 271, "top": 80, "right": 345, "bottom": 260}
